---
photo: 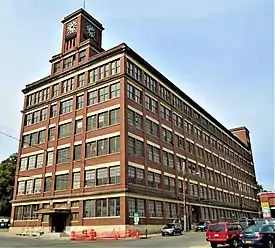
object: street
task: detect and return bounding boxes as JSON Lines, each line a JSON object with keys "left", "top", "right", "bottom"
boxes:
{"left": 0, "top": 232, "right": 210, "bottom": 248}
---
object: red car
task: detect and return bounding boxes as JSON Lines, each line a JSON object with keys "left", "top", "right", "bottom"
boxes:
{"left": 206, "top": 222, "right": 243, "bottom": 248}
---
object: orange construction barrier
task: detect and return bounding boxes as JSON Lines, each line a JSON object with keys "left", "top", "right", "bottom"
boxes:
{"left": 70, "top": 231, "right": 76, "bottom": 240}
{"left": 88, "top": 229, "right": 96, "bottom": 240}
{"left": 125, "top": 230, "right": 131, "bottom": 237}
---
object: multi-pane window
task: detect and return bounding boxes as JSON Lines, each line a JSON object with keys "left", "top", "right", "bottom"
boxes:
{"left": 55, "top": 174, "right": 69, "bottom": 191}
{"left": 53, "top": 62, "right": 60, "bottom": 74}
{"left": 127, "top": 84, "right": 142, "bottom": 104}
{"left": 175, "top": 134, "right": 185, "bottom": 149}
{"left": 56, "top": 147, "right": 70, "bottom": 164}
{"left": 110, "top": 108, "right": 120, "bottom": 125}
{"left": 75, "top": 119, "right": 83, "bottom": 134}
{"left": 160, "top": 105, "right": 171, "bottom": 122}
{"left": 184, "top": 120, "right": 193, "bottom": 135}
{"left": 147, "top": 171, "right": 161, "bottom": 189}
{"left": 77, "top": 73, "right": 85, "bottom": 87}
{"left": 173, "top": 113, "right": 183, "bottom": 129}
{"left": 110, "top": 166, "right": 120, "bottom": 184}
{"left": 84, "top": 200, "right": 95, "bottom": 217}
{"left": 58, "top": 122, "right": 71, "bottom": 138}
{"left": 62, "top": 78, "right": 74, "bottom": 94}
{"left": 163, "top": 151, "right": 174, "bottom": 168}
{"left": 64, "top": 55, "right": 75, "bottom": 68}
{"left": 97, "top": 139, "right": 108, "bottom": 156}
{"left": 46, "top": 151, "right": 53, "bottom": 166}
{"left": 44, "top": 176, "right": 52, "bottom": 192}
{"left": 73, "top": 145, "right": 82, "bottom": 161}
{"left": 76, "top": 95, "right": 84, "bottom": 109}
{"left": 99, "top": 86, "right": 108, "bottom": 102}
{"left": 98, "top": 111, "right": 108, "bottom": 128}
{"left": 145, "top": 95, "right": 158, "bottom": 113}
{"left": 144, "top": 73, "right": 157, "bottom": 92}
{"left": 128, "top": 109, "right": 143, "bottom": 129}
{"left": 50, "top": 104, "right": 57, "bottom": 118}
{"left": 186, "top": 140, "right": 195, "bottom": 154}
{"left": 41, "top": 108, "right": 47, "bottom": 121}
{"left": 79, "top": 50, "right": 86, "bottom": 62}
{"left": 146, "top": 119, "right": 159, "bottom": 137}
{"left": 128, "top": 166, "right": 144, "bottom": 185}
{"left": 60, "top": 99, "right": 73, "bottom": 114}
{"left": 109, "top": 198, "right": 120, "bottom": 216}
{"left": 17, "top": 181, "right": 25, "bottom": 195}
{"left": 111, "top": 60, "right": 120, "bottom": 75}
{"left": 86, "top": 115, "right": 97, "bottom": 131}
{"left": 109, "top": 136, "right": 120, "bottom": 154}
{"left": 110, "top": 83, "right": 120, "bottom": 98}
{"left": 52, "top": 84, "right": 59, "bottom": 97}
{"left": 97, "top": 168, "right": 108, "bottom": 185}
{"left": 34, "top": 179, "right": 42, "bottom": 193}
{"left": 87, "top": 90, "right": 97, "bottom": 105}
{"left": 161, "top": 127, "right": 173, "bottom": 143}
{"left": 147, "top": 144, "right": 160, "bottom": 163}
{"left": 128, "top": 198, "right": 145, "bottom": 217}
{"left": 127, "top": 136, "right": 144, "bottom": 157}
{"left": 85, "top": 170, "right": 96, "bottom": 187}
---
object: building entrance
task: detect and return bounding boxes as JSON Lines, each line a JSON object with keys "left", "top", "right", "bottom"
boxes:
{"left": 51, "top": 213, "right": 69, "bottom": 233}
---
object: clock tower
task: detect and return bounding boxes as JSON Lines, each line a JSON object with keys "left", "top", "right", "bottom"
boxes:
{"left": 61, "top": 8, "right": 104, "bottom": 54}
{"left": 50, "top": 8, "right": 105, "bottom": 75}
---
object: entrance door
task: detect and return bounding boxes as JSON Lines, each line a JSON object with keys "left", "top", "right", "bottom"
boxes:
{"left": 51, "top": 213, "right": 68, "bottom": 233}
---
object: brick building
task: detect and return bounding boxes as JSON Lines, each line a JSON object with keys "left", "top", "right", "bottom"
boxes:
{"left": 10, "top": 8, "right": 259, "bottom": 234}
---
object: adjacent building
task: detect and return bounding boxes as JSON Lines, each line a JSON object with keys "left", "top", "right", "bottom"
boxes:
{"left": 10, "top": 8, "right": 259, "bottom": 234}
{"left": 259, "top": 192, "right": 275, "bottom": 218}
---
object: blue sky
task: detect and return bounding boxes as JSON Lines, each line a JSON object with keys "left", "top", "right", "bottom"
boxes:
{"left": 0, "top": 0, "right": 273, "bottom": 190}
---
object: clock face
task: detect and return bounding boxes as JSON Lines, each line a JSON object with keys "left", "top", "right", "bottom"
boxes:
{"left": 67, "top": 21, "right": 77, "bottom": 34}
{"left": 85, "top": 23, "right": 96, "bottom": 38}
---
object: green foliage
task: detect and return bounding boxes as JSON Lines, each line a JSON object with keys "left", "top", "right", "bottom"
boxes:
{"left": 256, "top": 181, "right": 268, "bottom": 194}
{"left": 0, "top": 153, "right": 17, "bottom": 217}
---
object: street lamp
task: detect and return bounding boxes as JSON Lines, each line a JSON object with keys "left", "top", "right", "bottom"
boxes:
{"left": 182, "top": 161, "right": 199, "bottom": 232}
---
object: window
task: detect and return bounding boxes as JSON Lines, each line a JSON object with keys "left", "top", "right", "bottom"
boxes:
{"left": 160, "top": 105, "right": 171, "bottom": 122}
{"left": 53, "top": 62, "right": 60, "bottom": 73}
{"left": 128, "top": 136, "right": 144, "bottom": 157}
{"left": 60, "top": 99, "right": 73, "bottom": 114}
{"left": 62, "top": 78, "right": 74, "bottom": 94}
{"left": 147, "top": 144, "right": 160, "bottom": 163}
{"left": 89, "top": 68, "right": 98, "bottom": 83}
{"left": 44, "top": 176, "right": 52, "bottom": 192}
{"left": 110, "top": 166, "right": 120, "bottom": 184}
{"left": 41, "top": 108, "right": 47, "bottom": 121}
{"left": 73, "top": 172, "right": 80, "bottom": 189}
{"left": 109, "top": 136, "right": 120, "bottom": 154}
{"left": 86, "top": 115, "right": 97, "bottom": 131}
{"left": 110, "top": 83, "right": 120, "bottom": 98}
{"left": 86, "top": 141, "right": 97, "bottom": 158}
{"left": 148, "top": 171, "right": 161, "bottom": 189}
{"left": 56, "top": 147, "right": 70, "bottom": 164}
{"left": 28, "top": 155, "right": 36, "bottom": 169}
{"left": 87, "top": 90, "right": 97, "bottom": 105}
{"left": 24, "top": 113, "right": 32, "bottom": 126}
{"left": 52, "top": 84, "right": 59, "bottom": 97}
{"left": 64, "top": 55, "right": 75, "bottom": 68}
{"left": 149, "top": 201, "right": 155, "bottom": 217}
{"left": 55, "top": 174, "right": 69, "bottom": 191}
{"left": 173, "top": 113, "right": 183, "bottom": 129}
{"left": 75, "top": 119, "right": 83, "bottom": 134}
{"left": 85, "top": 170, "right": 95, "bottom": 187}
{"left": 50, "top": 104, "right": 57, "bottom": 118}
{"left": 97, "top": 168, "right": 108, "bottom": 185}
{"left": 38, "top": 130, "right": 45, "bottom": 144}
{"left": 36, "top": 154, "right": 44, "bottom": 168}
{"left": 163, "top": 151, "right": 174, "bottom": 168}
{"left": 76, "top": 95, "right": 84, "bottom": 109}
{"left": 58, "top": 122, "right": 72, "bottom": 138}
{"left": 77, "top": 73, "right": 85, "bottom": 87}
{"left": 128, "top": 109, "right": 143, "bottom": 129}
{"left": 161, "top": 127, "right": 173, "bottom": 143}
{"left": 25, "top": 180, "right": 33, "bottom": 194}
{"left": 146, "top": 119, "right": 159, "bottom": 137}
{"left": 19, "top": 158, "right": 28, "bottom": 171}
{"left": 79, "top": 50, "right": 86, "bottom": 62}
{"left": 128, "top": 166, "right": 144, "bottom": 185}
{"left": 73, "top": 145, "right": 82, "bottom": 161}
{"left": 111, "top": 60, "right": 120, "bottom": 75}
{"left": 17, "top": 181, "right": 25, "bottom": 195}
{"left": 96, "top": 199, "right": 107, "bottom": 217}
{"left": 110, "top": 108, "right": 120, "bottom": 125}
{"left": 97, "top": 139, "right": 108, "bottom": 156}
{"left": 109, "top": 198, "right": 120, "bottom": 216}
{"left": 144, "top": 73, "right": 157, "bottom": 92}
{"left": 84, "top": 200, "right": 95, "bottom": 217}
{"left": 46, "top": 151, "right": 53, "bottom": 166}
{"left": 34, "top": 179, "right": 42, "bottom": 193}
{"left": 99, "top": 86, "right": 108, "bottom": 102}
{"left": 127, "top": 84, "right": 142, "bottom": 104}
{"left": 98, "top": 112, "right": 108, "bottom": 128}
{"left": 145, "top": 95, "right": 158, "bottom": 113}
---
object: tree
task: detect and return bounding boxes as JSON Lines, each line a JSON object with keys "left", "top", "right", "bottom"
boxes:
{"left": 256, "top": 181, "right": 268, "bottom": 194}
{"left": 0, "top": 153, "right": 17, "bottom": 217}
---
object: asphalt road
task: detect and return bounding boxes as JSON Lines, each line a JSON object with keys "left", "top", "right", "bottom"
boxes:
{"left": 0, "top": 231, "right": 210, "bottom": 248}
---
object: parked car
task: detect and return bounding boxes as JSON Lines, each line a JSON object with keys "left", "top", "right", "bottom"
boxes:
{"left": 195, "top": 220, "right": 211, "bottom": 232}
{"left": 238, "top": 218, "right": 275, "bottom": 228}
{"left": 240, "top": 224, "right": 275, "bottom": 247}
{"left": 206, "top": 222, "right": 243, "bottom": 248}
{"left": 0, "top": 218, "right": 10, "bottom": 229}
{"left": 161, "top": 223, "right": 182, "bottom": 236}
